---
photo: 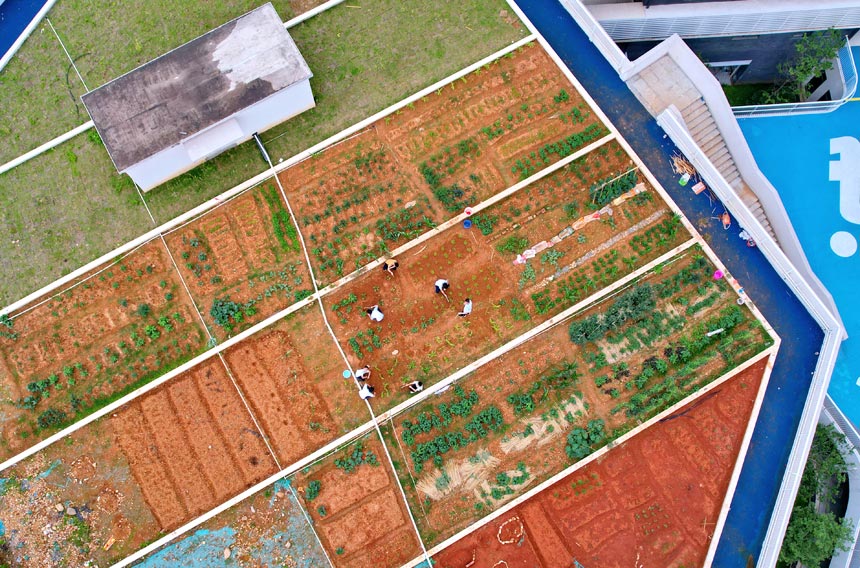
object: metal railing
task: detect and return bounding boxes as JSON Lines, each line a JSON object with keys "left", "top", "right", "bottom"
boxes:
{"left": 732, "top": 39, "right": 857, "bottom": 118}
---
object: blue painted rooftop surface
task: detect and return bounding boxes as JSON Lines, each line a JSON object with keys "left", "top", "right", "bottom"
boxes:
{"left": 738, "top": 57, "right": 860, "bottom": 431}
{"left": 513, "top": 1, "right": 824, "bottom": 565}
{"left": 0, "top": 0, "right": 49, "bottom": 64}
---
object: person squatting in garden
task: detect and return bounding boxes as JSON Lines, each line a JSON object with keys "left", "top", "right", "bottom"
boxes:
{"left": 382, "top": 258, "right": 399, "bottom": 276}
{"left": 458, "top": 298, "right": 472, "bottom": 317}
{"left": 354, "top": 365, "right": 371, "bottom": 381}
{"left": 365, "top": 304, "right": 384, "bottom": 322}
{"left": 404, "top": 380, "right": 424, "bottom": 393}
{"left": 358, "top": 382, "right": 375, "bottom": 400}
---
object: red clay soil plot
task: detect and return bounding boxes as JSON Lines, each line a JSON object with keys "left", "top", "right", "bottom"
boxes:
{"left": 322, "top": 141, "right": 691, "bottom": 411}
{"left": 0, "top": 239, "right": 208, "bottom": 462}
{"left": 0, "top": 357, "right": 277, "bottom": 567}
{"left": 222, "top": 303, "right": 372, "bottom": 467}
{"left": 378, "top": 250, "right": 772, "bottom": 547}
{"left": 433, "top": 357, "right": 769, "bottom": 568}
{"left": 162, "top": 181, "right": 311, "bottom": 342}
{"left": 135, "top": 477, "right": 329, "bottom": 567}
{"left": 279, "top": 42, "right": 608, "bottom": 285}
{"left": 293, "top": 433, "right": 423, "bottom": 568}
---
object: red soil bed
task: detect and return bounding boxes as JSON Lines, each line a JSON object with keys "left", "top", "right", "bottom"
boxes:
{"left": 433, "top": 357, "right": 768, "bottom": 568}
{"left": 222, "top": 304, "right": 372, "bottom": 467}
{"left": 163, "top": 182, "right": 311, "bottom": 341}
{"left": 294, "top": 435, "right": 423, "bottom": 568}
{"left": 280, "top": 42, "right": 607, "bottom": 285}
{"left": 112, "top": 357, "right": 278, "bottom": 530}
{"left": 0, "top": 239, "right": 208, "bottom": 461}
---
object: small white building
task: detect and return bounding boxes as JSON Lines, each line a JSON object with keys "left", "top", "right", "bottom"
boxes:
{"left": 82, "top": 3, "right": 314, "bottom": 191}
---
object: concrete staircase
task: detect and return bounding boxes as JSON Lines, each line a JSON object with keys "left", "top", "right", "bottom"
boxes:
{"left": 679, "top": 98, "right": 777, "bottom": 242}
{"left": 625, "top": 54, "right": 777, "bottom": 243}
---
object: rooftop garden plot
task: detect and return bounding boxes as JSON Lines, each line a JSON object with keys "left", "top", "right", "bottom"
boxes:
{"left": 291, "top": 433, "right": 423, "bottom": 567}
{"left": 0, "top": 358, "right": 276, "bottom": 567}
{"left": 134, "top": 477, "right": 329, "bottom": 567}
{"left": 279, "top": 42, "right": 608, "bottom": 285}
{"left": 432, "top": 358, "right": 770, "bottom": 567}
{"left": 378, "top": 250, "right": 773, "bottom": 546}
{"left": 322, "top": 139, "right": 691, "bottom": 411}
{"left": 221, "top": 304, "right": 372, "bottom": 466}
{"left": 162, "top": 181, "right": 311, "bottom": 341}
{"left": 0, "top": 240, "right": 208, "bottom": 461}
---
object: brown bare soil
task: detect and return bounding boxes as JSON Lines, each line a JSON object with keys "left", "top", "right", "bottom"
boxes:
{"left": 223, "top": 304, "right": 371, "bottom": 466}
{"left": 433, "top": 357, "right": 768, "bottom": 568}
{"left": 280, "top": 42, "right": 608, "bottom": 285}
{"left": 112, "top": 358, "right": 278, "bottom": 530}
{"left": 163, "top": 182, "right": 311, "bottom": 341}
{"left": 0, "top": 240, "right": 208, "bottom": 461}
{"left": 322, "top": 146, "right": 689, "bottom": 412}
{"left": 293, "top": 435, "right": 422, "bottom": 568}
{"left": 380, "top": 251, "right": 771, "bottom": 546}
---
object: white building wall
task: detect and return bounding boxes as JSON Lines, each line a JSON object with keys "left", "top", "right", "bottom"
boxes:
{"left": 588, "top": 0, "right": 860, "bottom": 42}
{"left": 126, "top": 79, "right": 315, "bottom": 191}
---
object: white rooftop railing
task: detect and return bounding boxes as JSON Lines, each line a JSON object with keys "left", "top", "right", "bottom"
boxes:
{"left": 732, "top": 39, "right": 857, "bottom": 118}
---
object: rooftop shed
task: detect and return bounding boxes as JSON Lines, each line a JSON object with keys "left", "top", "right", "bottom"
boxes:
{"left": 82, "top": 3, "right": 314, "bottom": 191}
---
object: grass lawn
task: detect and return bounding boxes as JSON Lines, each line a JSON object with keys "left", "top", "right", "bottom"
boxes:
{"left": 0, "top": 0, "right": 524, "bottom": 308}
{"left": 722, "top": 83, "right": 773, "bottom": 106}
{"left": 0, "top": 22, "right": 89, "bottom": 165}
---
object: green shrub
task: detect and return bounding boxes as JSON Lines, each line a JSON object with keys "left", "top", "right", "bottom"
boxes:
{"left": 495, "top": 235, "right": 529, "bottom": 254}
{"left": 305, "top": 480, "right": 321, "bottom": 501}
{"left": 37, "top": 408, "right": 67, "bottom": 430}
{"left": 136, "top": 304, "right": 151, "bottom": 318}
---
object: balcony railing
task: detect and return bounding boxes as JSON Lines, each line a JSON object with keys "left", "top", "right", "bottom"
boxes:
{"left": 732, "top": 38, "right": 857, "bottom": 118}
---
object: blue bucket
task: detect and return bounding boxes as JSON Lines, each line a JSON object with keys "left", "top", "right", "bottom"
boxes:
{"left": 463, "top": 219, "right": 472, "bottom": 229}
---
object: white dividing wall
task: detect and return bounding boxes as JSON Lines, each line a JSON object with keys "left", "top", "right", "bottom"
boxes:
{"left": 127, "top": 79, "right": 316, "bottom": 191}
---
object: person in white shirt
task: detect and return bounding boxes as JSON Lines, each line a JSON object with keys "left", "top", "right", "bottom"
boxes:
{"left": 458, "top": 298, "right": 472, "bottom": 318}
{"left": 354, "top": 365, "right": 371, "bottom": 381}
{"left": 358, "top": 383, "right": 375, "bottom": 400}
{"left": 364, "top": 304, "right": 384, "bottom": 322}
{"left": 404, "top": 380, "right": 424, "bottom": 394}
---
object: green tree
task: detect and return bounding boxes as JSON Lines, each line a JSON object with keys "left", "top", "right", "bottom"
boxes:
{"left": 766, "top": 29, "right": 844, "bottom": 103}
{"left": 779, "top": 424, "right": 854, "bottom": 566}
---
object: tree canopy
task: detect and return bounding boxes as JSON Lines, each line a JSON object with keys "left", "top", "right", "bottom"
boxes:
{"left": 779, "top": 424, "right": 854, "bottom": 566}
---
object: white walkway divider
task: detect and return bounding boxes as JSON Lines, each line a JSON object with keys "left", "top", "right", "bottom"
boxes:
{"left": 0, "top": 121, "right": 94, "bottom": 176}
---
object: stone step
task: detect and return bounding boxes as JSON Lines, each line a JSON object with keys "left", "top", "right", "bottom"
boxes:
{"left": 695, "top": 126, "right": 723, "bottom": 150}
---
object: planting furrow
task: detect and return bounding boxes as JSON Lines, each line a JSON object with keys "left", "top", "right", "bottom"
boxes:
{"left": 229, "top": 193, "right": 276, "bottom": 269}
{"left": 139, "top": 390, "right": 216, "bottom": 517}
{"left": 222, "top": 340, "right": 307, "bottom": 465}
{"left": 201, "top": 214, "right": 247, "bottom": 281}
{"left": 193, "top": 359, "right": 279, "bottom": 481}
{"left": 167, "top": 376, "right": 247, "bottom": 501}
{"left": 113, "top": 404, "right": 188, "bottom": 528}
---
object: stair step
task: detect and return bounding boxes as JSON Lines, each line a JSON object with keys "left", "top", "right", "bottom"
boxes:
{"left": 702, "top": 136, "right": 726, "bottom": 155}
{"left": 713, "top": 152, "right": 733, "bottom": 171}
{"left": 690, "top": 116, "right": 717, "bottom": 139}
{"left": 695, "top": 127, "right": 722, "bottom": 149}
{"left": 682, "top": 100, "right": 708, "bottom": 123}
{"left": 686, "top": 108, "right": 714, "bottom": 131}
